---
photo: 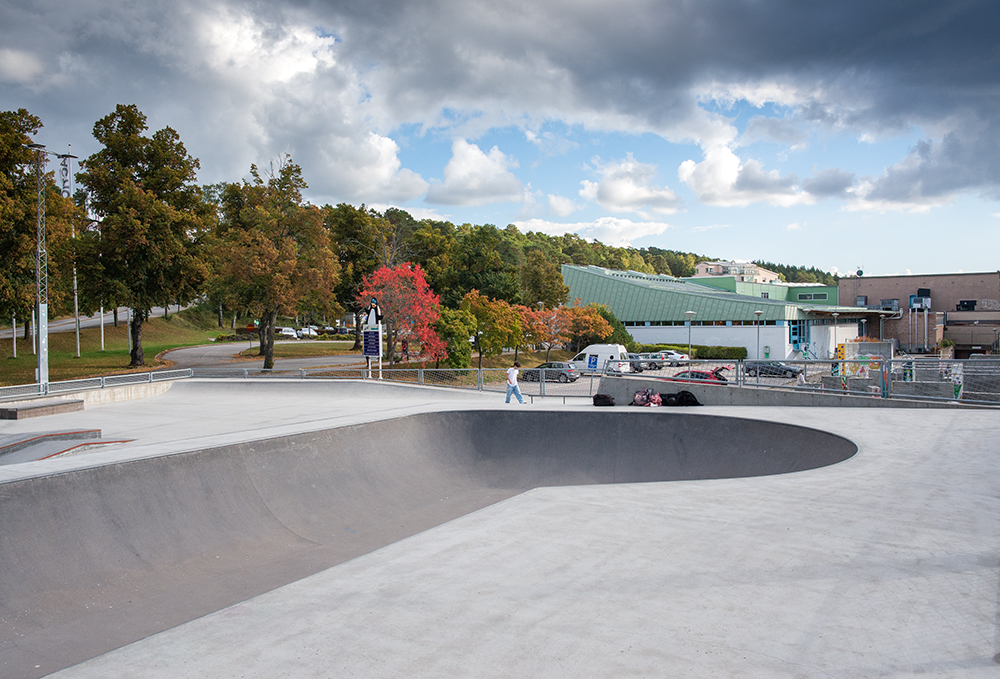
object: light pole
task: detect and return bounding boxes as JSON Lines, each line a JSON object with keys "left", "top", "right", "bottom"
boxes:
{"left": 831, "top": 312, "right": 839, "bottom": 358}
{"left": 25, "top": 143, "right": 77, "bottom": 391}
{"left": 973, "top": 320, "right": 979, "bottom": 351}
{"left": 753, "top": 310, "right": 763, "bottom": 384}
{"left": 685, "top": 310, "right": 696, "bottom": 361}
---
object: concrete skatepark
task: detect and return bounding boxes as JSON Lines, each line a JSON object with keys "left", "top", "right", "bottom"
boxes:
{"left": 0, "top": 379, "right": 998, "bottom": 678}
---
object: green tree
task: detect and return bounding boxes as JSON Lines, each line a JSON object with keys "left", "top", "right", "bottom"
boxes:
{"left": 211, "top": 157, "right": 339, "bottom": 369}
{"left": 520, "top": 249, "right": 569, "bottom": 309}
{"left": 0, "top": 110, "right": 80, "bottom": 340}
{"left": 447, "top": 225, "right": 522, "bottom": 307}
{"left": 460, "top": 289, "right": 522, "bottom": 370}
{"left": 433, "top": 306, "right": 477, "bottom": 368}
{"left": 76, "top": 104, "right": 212, "bottom": 366}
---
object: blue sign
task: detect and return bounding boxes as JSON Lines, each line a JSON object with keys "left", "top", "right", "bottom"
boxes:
{"left": 362, "top": 325, "right": 382, "bottom": 357}
{"left": 588, "top": 355, "right": 598, "bottom": 372}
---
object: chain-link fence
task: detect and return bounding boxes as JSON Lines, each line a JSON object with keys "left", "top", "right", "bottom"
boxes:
{"left": 613, "top": 357, "right": 1000, "bottom": 405}
{"left": 4, "top": 358, "right": 999, "bottom": 406}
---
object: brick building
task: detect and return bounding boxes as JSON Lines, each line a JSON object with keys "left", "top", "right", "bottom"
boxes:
{"left": 839, "top": 272, "right": 1000, "bottom": 356}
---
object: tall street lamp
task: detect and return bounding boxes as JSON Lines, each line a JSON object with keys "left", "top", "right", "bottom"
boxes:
{"left": 685, "top": 310, "right": 696, "bottom": 360}
{"left": 753, "top": 309, "right": 763, "bottom": 384}
{"left": 25, "top": 143, "right": 77, "bottom": 392}
{"left": 753, "top": 310, "right": 763, "bottom": 358}
{"left": 831, "top": 312, "right": 839, "bottom": 358}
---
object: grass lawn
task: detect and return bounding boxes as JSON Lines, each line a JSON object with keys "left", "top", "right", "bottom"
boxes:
{"left": 0, "top": 310, "right": 222, "bottom": 386}
{"left": 237, "top": 341, "right": 359, "bottom": 359}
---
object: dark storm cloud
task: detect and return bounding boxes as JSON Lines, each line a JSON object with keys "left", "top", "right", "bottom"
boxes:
{"left": 2, "top": 0, "right": 999, "bottom": 206}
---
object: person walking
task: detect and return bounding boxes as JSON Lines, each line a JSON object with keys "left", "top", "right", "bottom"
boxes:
{"left": 505, "top": 361, "right": 525, "bottom": 404}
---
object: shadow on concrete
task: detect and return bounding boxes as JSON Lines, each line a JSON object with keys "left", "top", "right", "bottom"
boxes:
{"left": 0, "top": 410, "right": 856, "bottom": 678}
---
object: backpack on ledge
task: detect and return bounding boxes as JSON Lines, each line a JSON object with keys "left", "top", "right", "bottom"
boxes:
{"left": 593, "top": 393, "right": 615, "bottom": 407}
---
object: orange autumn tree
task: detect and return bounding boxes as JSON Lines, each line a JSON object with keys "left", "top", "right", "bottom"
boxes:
{"left": 357, "top": 263, "right": 442, "bottom": 366}
{"left": 536, "top": 307, "right": 572, "bottom": 361}
{"left": 460, "top": 289, "right": 522, "bottom": 370}
{"left": 565, "top": 301, "right": 613, "bottom": 351}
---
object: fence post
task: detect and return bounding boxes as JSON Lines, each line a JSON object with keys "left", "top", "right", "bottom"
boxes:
{"left": 418, "top": 369, "right": 424, "bottom": 385}
{"left": 243, "top": 369, "right": 248, "bottom": 379}
{"left": 478, "top": 369, "right": 484, "bottom": 391}
{"left": 300, "top": 368, "right": 305, "bottom": 379}
{"left": 148, "top": 371, "right": 152, "bottom": 383}
{"left": 101, "top": 376, "right": 106, "bottom": 389}
{"left": 539, "top": 369, "right": 546, "bottom": 397}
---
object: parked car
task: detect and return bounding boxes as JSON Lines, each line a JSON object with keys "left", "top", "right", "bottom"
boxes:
{"left": 521, "top": 362, "right": 580, "bottom": 383}
{"left": 627, "top": 353, "right": 646, "bottom": 372}
{"left": 277, "top": 327, "right": 298, "bottom": 340}
{"left": 656, "top": 350, "right": 689, "bottom": 366}
{"left": 744, "top": 361, "right": 803, "bottom": 378}
{"left": 670, "top": 366, "right": 731, "bottom": 383}
{"left": 297, "top": 327, "right": 318, "bottom": 338}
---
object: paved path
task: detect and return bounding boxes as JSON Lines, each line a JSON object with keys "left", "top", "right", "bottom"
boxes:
{"left": 0, "top": 381, "right": 997, "bottom": 679}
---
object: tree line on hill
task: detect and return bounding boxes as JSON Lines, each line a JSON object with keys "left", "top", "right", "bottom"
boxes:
{"left": 1, "top": 104, "right": 836, "bottom": 370}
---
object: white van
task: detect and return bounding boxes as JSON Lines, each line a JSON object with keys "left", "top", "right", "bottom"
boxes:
{"left": 569, "top": 344, "right": 631, "bottom": 374}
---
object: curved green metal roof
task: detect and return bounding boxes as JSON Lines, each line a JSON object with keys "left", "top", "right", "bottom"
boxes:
{"left": 562, "top": 265, "right": 865, "bottom": 322}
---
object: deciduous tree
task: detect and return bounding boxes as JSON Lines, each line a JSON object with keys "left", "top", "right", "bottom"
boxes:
{"left": 460, "top": 289, "right": 522, "bottom": 370}
{"left": 357, "top": 263, "right": 441, "bottom": 367}
{"left": 76, "top": 104, "right": 212, "bottom": 366}
{"left": 211, "top": 157, "right": 338, "bottom": 369}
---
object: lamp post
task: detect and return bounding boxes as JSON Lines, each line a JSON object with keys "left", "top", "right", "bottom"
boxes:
{"left": 973, "top": 320, "right": 979, "bottom": 351}
{"left": 685, "top": 311, "right": 696, "bottom": 361}
{"left": 25, "top": 143, "right": 77, "bottom": 391}
{"left": 753, "top": 310, "right": 763, "bottom": 384}
{"left": 831, "top": 312, "right": 839, "bottom": 358}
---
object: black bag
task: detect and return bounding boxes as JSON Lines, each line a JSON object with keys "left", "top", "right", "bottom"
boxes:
{"left": 678, "top": 390, "right": 701, "bottom": 406}
{"left": 659, "top": 390, "right": 702, "bottom": 407}
{"left": 593, "top": 393, "right": 615, "bottom": 407}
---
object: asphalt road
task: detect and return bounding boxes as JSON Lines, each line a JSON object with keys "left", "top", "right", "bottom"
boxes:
{"left": 0, "top": 306, "right": 179, "bottom": 340}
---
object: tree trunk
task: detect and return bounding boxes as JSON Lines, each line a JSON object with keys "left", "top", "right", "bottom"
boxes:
{"left": 257, "top": 314, "right": 267, "bottom": 355}
{"left": 545, "top": 344, "right": 552, "bottom": 361}
{"left": 218, "top": 304, "right": 224, "bottom": 328}
{"left": 163, "top": 304, "right": 170, "bottom": 320}
{"left": 113, "top": 307, "right": 118, "bottom": 327}
{"left": 514, "top": 345, "right": 519, "bottom": 361}
{"left": 262, "top": 309, "right": 277, "bottom": 369}
{"left": 23, "top": 317, "right": 30, "bottom": 341}
{"left": 129, "top": 309, "right": 146, "bottom": 367}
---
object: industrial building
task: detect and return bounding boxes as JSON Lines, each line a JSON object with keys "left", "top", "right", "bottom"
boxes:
{"left": 562, "top": 265, "right": 886, "bottom": 360}
{"left": 839, "top": 271, "right": 1000, "bottom": 357}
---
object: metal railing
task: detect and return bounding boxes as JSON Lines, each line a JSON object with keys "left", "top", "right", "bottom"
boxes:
{"left": 3, "top": 358, "right": 997, "bottom": 406}
{"left": 188, "top": 366, "right": 602, "bottom": 400}
{"left": 0, "top": 369, "right": 194, "bottom": 402}
{"left": 613, "top": 357, "right": 1000, "bottom": 406}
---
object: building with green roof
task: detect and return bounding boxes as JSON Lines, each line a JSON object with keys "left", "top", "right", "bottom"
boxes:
{"left": 562, "top": 265, "right": 886, "bottom": 360}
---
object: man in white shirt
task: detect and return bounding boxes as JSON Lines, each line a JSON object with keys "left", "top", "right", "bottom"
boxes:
{"left": 505, "top": 361, "right": 524, "bottom": 404}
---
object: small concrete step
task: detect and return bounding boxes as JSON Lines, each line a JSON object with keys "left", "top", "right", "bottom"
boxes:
{"left": 0, "top": 399, "right": 85, "bottom": 420}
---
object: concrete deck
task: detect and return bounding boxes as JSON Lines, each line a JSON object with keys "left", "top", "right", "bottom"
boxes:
{"left": 0, "top": 379, "right": 997, "bottom": 678}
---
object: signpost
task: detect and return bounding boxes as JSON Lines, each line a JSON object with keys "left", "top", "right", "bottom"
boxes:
{"left": 363, "top": 323, "right": 383, "bottom": 379}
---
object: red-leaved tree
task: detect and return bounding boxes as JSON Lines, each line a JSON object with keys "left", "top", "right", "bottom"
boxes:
{"left": 357, "top": 263, "right": 443, "bottom": 366}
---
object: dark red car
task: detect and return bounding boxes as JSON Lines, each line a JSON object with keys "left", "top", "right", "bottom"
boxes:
{"left": 669, "top": 366, "right": 731, "bottom": 383}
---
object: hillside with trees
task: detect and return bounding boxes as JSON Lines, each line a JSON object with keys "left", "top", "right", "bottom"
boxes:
{"left": 0, "top": 105, "right": 841, "bottom": 370}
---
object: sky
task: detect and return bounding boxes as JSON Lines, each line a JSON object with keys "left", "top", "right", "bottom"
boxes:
{"left": 2, "top": 0, "right": 998, "bottom": 277}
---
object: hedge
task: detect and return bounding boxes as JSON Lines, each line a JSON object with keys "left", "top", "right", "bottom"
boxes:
{"left": 638, "top": 343, "right": 748, "bottom": 360}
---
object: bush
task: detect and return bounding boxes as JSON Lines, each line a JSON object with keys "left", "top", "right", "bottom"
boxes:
{"left": 638, "top": 343, "right": 747, "bottom": 360}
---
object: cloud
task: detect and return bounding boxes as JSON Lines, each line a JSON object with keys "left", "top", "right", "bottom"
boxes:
{"left": 547, "top": 194, "right": 579, "bottom": 217}
{"left": 579, "top": 153, "right": 681, "bottom": 215}
{"left": 738, "top": 115, "right": 810, "bottom": 149}
{"left": 786, "top": 222, "right": 802, "bottom": 231}
{"left": 0, "top": 48, "right": 44, "bottom": 84}
{"left": 690, "top": 223, "right": 730, "bottom": 233}
{"left": 425, "top": 139, "right": 523, "bottom": 205}
{"left": 802, "top": 168, "right": 856, "bottom": 199}
{"left": 514, "top": 217, "right": 670, "bottom": 246}
{"left": 678, "top": 146, "right": 812, "bottom": 207}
